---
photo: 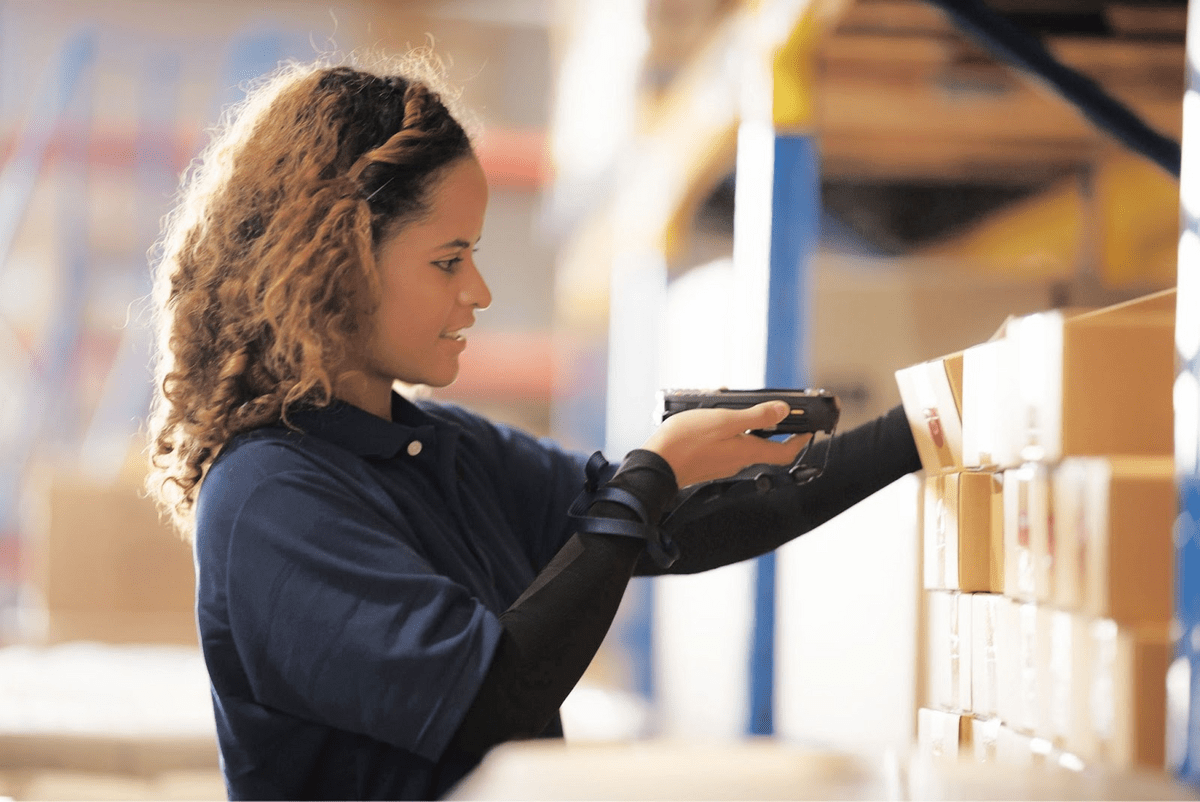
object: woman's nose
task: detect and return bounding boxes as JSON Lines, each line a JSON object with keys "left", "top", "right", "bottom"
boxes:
{"left": 458, "top": 264, "right": 492, "bottom": 309}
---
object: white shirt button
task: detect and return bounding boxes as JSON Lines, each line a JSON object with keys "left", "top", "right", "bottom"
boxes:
{"left": 406, "top": 440, "right": 423, "bottom": 457}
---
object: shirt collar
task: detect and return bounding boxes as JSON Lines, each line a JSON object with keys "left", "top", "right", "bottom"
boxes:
{"left": 288, "top": 392, "right": 440, "bottom": 460}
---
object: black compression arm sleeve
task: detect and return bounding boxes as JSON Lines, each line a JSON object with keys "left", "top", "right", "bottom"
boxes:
{"left": 635, "top": 404, "right": 921, "bottom": 576}
{"left": 448, "top": 449, "right": 677, "bottom": 757}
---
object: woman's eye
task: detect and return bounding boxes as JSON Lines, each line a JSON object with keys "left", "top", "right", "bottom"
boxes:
{"left": 433, "top": 257, "right": 463, "bottom": 273}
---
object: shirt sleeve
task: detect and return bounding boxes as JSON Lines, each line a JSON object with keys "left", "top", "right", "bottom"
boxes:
{"left": 636, "top": 404, "right": 922, "bottom": 576}
{"left": 222, "top": 463, "right": 501, "bottom": 763}
{"left": 434, "top": 404, "right": 591, "bottom": 573}
{"left": 449, "top": 449, "right": 677, "bottom": 756}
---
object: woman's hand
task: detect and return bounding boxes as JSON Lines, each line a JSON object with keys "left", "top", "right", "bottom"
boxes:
{"left": 641, "top": 401, "right": 812, "bottom": 488}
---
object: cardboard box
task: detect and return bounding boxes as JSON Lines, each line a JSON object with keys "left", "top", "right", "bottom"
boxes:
{"left": 1002, "top": 465, "right": 1051, "bottom": 602}
{"left": 1052, "top": 460, "right": 1090, "bottom": 612}
{"left": 1052, "top": 457, "right": 1175, "bottom": 626}
{"left": 0, "top": 732, "right": 218, "bottom": 774}
{"left": 923, "top": 472, "right": 1003, "bottom": 593}
{"left": 896, "top": 353, "right": 965, "bottom": 475}
{"left": 28, "top": 457, "right": 198, "bottom": 646}
{"left": 1083, "top": 621, "right": 1171, "bottom": 770}
{"left": 961, "top": 290, "right": 1173, "bottom": 471}
{"left": 996, "top": 598, "right": 1041, "bottom": 735}
{"left": 1066, "top": 613, "right": 1100, "bottom": 763}
{"left": 1008, "top": 289, "right": 1175, "bottom": 464}
{"left": 926, "top": 590, "right": 972, "bottom": 713}
{"left": 970, "top": 716, "right": 1002, "bottom": 763}
{"left": 962, "top": 338, "right": 1020, "bottom": 469}
{"left": 970, "top": 593, "right": 1003, "bottom": 719}
{"left": 916, "top": 711, "right": 1003, "bottom": 763}
{"left": 995, "top": 597, "right": 1017, "bottom": 730}
{"left": 1030, "top": 467, "right": 1056, "bottom": 605}
{"left": 1085, "top": 457, "right": 1175, "bottom": 627}
{"left": 1043, "top": 610, "right": 1090, "bottom": 749}
{"left": 918, "top": 708, "right": 975, "bottom": 761}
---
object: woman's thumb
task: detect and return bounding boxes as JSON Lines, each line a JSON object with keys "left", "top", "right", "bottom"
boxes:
{"left": 742, "top": 400, "right": 790, "bottom": 430}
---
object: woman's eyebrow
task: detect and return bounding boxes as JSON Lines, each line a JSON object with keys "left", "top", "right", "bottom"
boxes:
{"left": 437, "top": 238, "right": 473, "bottom": 250}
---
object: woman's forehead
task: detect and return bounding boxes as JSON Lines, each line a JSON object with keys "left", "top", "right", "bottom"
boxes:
{"left": 385, "top": 157, "right": 488, "bottom": 250}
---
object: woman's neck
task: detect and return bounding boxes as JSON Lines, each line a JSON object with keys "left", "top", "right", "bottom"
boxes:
{"left": 333, "top": 374, "right": 393, "bottom": 420}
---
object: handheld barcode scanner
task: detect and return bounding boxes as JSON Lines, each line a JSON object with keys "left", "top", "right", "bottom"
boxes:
{"left": 654, "top": 389, "right": 841, "bottom": 524}
{"left": 656, "top": 388, "right": 839, "bottom": 436}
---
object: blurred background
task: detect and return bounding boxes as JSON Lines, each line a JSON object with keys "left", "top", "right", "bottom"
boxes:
{"left": 0, "top": 0, "right": 1187, "bottom": 799}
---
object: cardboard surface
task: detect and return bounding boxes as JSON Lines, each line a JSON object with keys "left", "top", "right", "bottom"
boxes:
{"left": 925, "top": 590, "right": 971, "bottom": 714}
{"left": 917, "top": 708, "right": 974, "bottom": 761}
{"left": 1002, "top": 467, "right": 1041, "bottom": 602}
{"left": 1054, "top": 457, "right": 1176, "bottom": 626}
{"left": 1086, "top": 622, "right": 1171, "bottom": 770}
{"left": 962, "top": 339, "right": 1020, "bottom": 469}
{"left": 1011, "top": 290, "right": 1176, "bottom": 463}
{"left": 29, "top": 458, "right": 197, "bottom": 646}
{"left": 0, "top": 733, "right": 218, "bottom": 774}
{"left": 1051, "top": 460, "right": 1090, "bottom": 611}
{"left": 1059, "top": 309, "right": 1175, "bottom": 459}
{"left": 923, "top": 472, "right": 1003, "bottom": 593}
{"left": 896, "top": 353, "right": 965, "bottom": 475}
{"left": 1001, "top": 464, "right": 1053, "bottom": 603}
{"left": 996, "top": 598, "right": 1041, "bottom": 735}
{"left": 969, "top": 716, "right": 1001, "bottom": 763}
{"left": 1043, "top": 611, "right": 1090, "bottom": 750}
{"left": 958, "top": 289, "right": 1174, "bottom": 470}
{"left": 1095, "top": 459, "right": 1176, "bottom": 626}
{"left": 970, "top": 593, "right": 1003, "bottom": 720}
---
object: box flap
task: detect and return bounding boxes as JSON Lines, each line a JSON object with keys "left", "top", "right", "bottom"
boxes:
{"left": 1073, "top": 287, "right": 1176, "bottom": 323}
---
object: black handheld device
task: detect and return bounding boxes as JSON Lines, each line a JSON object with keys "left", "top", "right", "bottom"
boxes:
{"left": 655, "top": 388, "right": 840, "bottom": 436}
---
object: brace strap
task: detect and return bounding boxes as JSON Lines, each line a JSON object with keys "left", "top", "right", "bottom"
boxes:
{"left": 568, "top": 451, "right": 680, "bottom": 569}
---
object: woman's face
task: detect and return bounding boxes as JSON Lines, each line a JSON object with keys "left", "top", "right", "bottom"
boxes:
{"left": 359, "top": 155, "right": 492, "bottom": 394}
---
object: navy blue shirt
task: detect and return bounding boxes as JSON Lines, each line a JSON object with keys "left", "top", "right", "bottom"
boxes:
{"left": 194, "top": 393, "right": 588, "bottom": 800}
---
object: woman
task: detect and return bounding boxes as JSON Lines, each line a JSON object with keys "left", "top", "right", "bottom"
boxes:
{"left": 146, "top": 55, "right": 921, "bottom": 801}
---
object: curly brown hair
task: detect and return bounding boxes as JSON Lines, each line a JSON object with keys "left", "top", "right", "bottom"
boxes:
{"left": 146, "top": 53, "right": 475, "bottom": 541}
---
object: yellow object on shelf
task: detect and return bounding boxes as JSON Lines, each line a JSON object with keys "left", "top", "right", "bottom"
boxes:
{"left": 919, "top": 153, "right": 1181, "bottom": 289}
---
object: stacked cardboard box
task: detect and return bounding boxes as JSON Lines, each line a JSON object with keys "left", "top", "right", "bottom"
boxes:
{"left": 897, "top": 289, "right": 1177, "bottom": 773}
{"left": 25, "top": 445, "right": 198, "bottom": 646}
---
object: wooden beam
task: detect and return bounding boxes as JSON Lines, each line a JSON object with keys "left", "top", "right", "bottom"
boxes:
{"left": 812, "top": 21, "right": 1184, "bottom": 181}
{"left": 819, "top": 131, "right": 1101, "bottom": 181}
{"left": 834, "top": 0, "right": 957, "bottom": 35}
{"left": 1104, "top": 4, "right": 1187, "bottom": 38}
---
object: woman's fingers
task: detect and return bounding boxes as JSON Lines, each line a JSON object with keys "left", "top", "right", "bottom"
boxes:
{"left": 641, "top": 401, "right": 816, "bottom": 487}
{"left": 714, "top": 430, "right": 810, "bottom": 473}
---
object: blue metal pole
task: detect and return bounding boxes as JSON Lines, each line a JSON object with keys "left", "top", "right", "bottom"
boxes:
{"left": 748, "top": 134, "right": 820, "bottom": 736}
{"left": 623, "top": 577, "right": 655, "bottom": 701}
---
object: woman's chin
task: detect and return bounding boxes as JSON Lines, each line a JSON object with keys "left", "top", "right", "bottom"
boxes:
{"left": 418, "top": 368, "right": 460, "bottom": 390}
